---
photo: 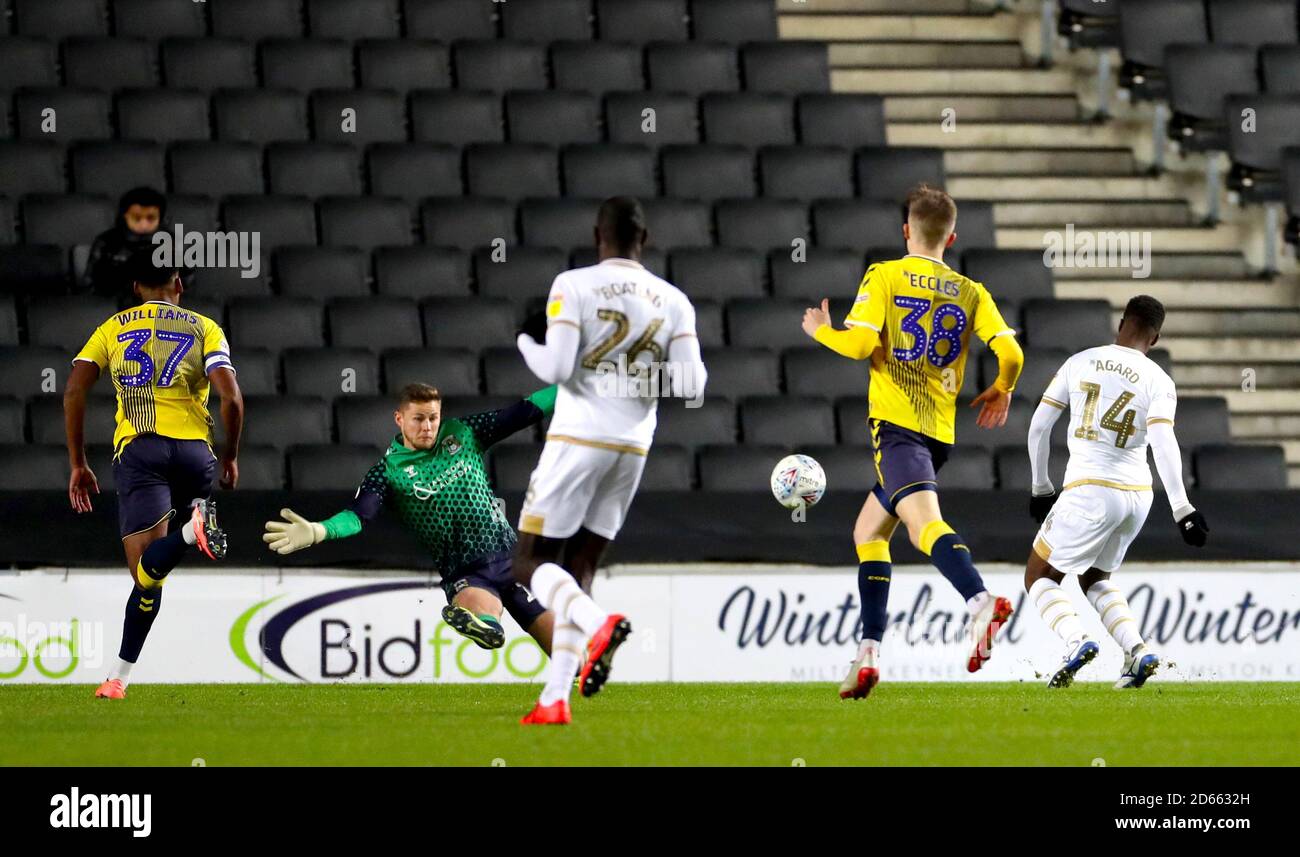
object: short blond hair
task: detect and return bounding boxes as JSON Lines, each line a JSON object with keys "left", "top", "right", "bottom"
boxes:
{"left": 905, "top": 184, "right": 957, "bottom": 247}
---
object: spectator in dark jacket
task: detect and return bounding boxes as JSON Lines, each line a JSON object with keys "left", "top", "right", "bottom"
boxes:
{"left": 82, "top": 187, "right": 167, "bottom": 307}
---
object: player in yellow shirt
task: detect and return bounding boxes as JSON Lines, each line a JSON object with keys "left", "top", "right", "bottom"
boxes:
{"left": 800, "top": 184, "right": 1025, "bottom": 699}
{"left": 64, "top": 254, "right": 244, "bottom": 700}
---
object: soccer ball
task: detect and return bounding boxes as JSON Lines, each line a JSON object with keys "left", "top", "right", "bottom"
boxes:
{"left": 770, "top": 454, "right": 827, "bottom": 510}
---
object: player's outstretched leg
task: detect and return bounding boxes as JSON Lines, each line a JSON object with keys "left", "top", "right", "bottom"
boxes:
{"left": 531, "top": 561, "right": 629, "bottom": 698}
{"left": 840, "top": 494, "right": 896, "bottom": 700}
{"left": 97, "top": 500, "right": 226, "bottom": 700}
{"left": 1079, "top": 568, "right": 1158, "bottom": 689}
{"left": 1025, "top": 551, "right": 1097, "bottom": 688}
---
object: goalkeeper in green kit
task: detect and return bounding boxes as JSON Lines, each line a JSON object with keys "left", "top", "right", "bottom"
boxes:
{"left": 262, "top": 382, "right": 558, "bottom": 654}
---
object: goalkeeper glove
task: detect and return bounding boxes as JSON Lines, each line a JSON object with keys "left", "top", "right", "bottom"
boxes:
{"left": 1029, "top": 491, "right": 1058, "bottom": 524}
{"left": 263, "top": 508, "right": 327, "bottom": 555}
{"left": 1176, "top": 510, "right": 1209, "bottom": 547}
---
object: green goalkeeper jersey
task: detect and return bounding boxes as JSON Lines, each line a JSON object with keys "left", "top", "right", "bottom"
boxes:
{"left": 320, "top": 387, "right": 556, "bottom": 574}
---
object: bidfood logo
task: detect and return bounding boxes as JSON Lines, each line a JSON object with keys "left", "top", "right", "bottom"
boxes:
{"left": 230, "top": 581, "right": 545, "bottom": 683}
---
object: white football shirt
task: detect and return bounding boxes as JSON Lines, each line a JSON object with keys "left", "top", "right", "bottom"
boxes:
{"left": 544, "top": 258, "right": 698, "bottom": 450}
{"left": 1041, "top": 343, "right": 1178, "bottom": 490}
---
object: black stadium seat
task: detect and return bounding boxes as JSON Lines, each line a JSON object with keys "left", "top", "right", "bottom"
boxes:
{"left": 647, "top": 42, "right": 739, "bottom": 94}
{"left": 759, "top": 146, "right": 853, "bottom": 201}
{"left": 1172, "top": 397, "right": 1232, "bottom": 446}
{"left": 211, "top": 0, "right": 305, "bottom": 39}
{"left": 715, "top": 199, "right": 807, "bottom": 252}
{"left": 283, "top": 347, "right": 381, "bottom": 397}
{"left": 70, "top": 141, "right": 167, "bottom": 196}
{"left": 940, "top": 446, "right": 997, "bottom": 490}
{"left": 383, "top": 347, "right": 481, "bottom": 395}
{"left": 482, "top": 345, "right": 541, "bottom": 396}
{"left": 228, "top": 348, "right": 279, "bottom": 397}
{"left": 162, "top": 39, "right": 258, "bottom": 90}
{"left": 0, "top": 141, "right": 66, "bottom": 196}
{"left": 473, "top": 246, "right": 566, "bottom": 302}
{"left": 996, "top": 444, "right": 1067, "bottom": 491}
{"left": 797, "top": 93, "right": 887, "bottom": 148}
{"left": 114, "top": 0, "right": 208, "bottom": 38}
{"left": 855, "top": 146, "right": 946, "bottom": 202}
{"left": 0, "top": 397, "right": 24, "bottom": 443}
{"left": 654, "top": 397, "right": 737, "bottom": 450}
{"left": 0, "top": 297, "right": 17, "bottom": 344}
{"left": 227, "top": 297, "right": 325, "bottom": 353}
{"left": 605, "top": 92, "right": 699, "bottom": 146}
{"left": 169, "top": 142, "right": 265, "bottom": 196}
{"left": 661, "top": 145, "right": 755, "bottom": 200}
{"left": 982, "top": 346, "right": 1070, "bottom": 401}
{"left": 222, "top": 195, "right": 318, "bottom": 248}
{"left": 0, "top": 444, "right": 67, "bottom": 490}
{"left": 261, "top": 39, "right": 355, "bottom": 94}
{"left": 411, "top": 90, "right": 504, "bottom": 145}
{"left": 0, "top": 36, "right": 59, "bottom": 88}
{"left": 422, "top": 297, "right": 516, "bottom": 349}
{"left": 25, "top": 296, "right": 114, "bottom": 348}
{"left": 376, "top": 247, "right": 472, "bottom": 298}
{"left": 597, "top": 0, "right": 688, "bottom": 43}
{"left": 954, "top": 396, "right": 1034, "bottom": 450}
{"left": 234, "top": 396, "right": 333, "bottom": 450}
{"left": 640, "top": 443, "right": 695, "bottom": 490}
{"left": 310, "top": 90, "right": 408, "bottom": 144}
{"left": 725, "top": 299, "right": 806, "bottom": 349}
{"left": 1165, "top": 45, "right": 1258, "bottom": 152}
{"left": 551, "top": 42, "right": 644, "bottom": 94}
{"left": 14, "top": 88, "right": 111, "bottom": 141}
{"left": 802, "top": 444, "right": 875, "bottom": 492}
{"left": 641, "top": 198, "right": 713, "bottom": 249}
{"left": 783, "top": 347, "right": 868, "bottom": 399}
{"left": 404, "top": 0, "right": 497, "bottom": 41}
{"left": 697, "top": 444, "right": 784, "bottom": 491}
{"left": 507, "top": 91, "right": 601, "bottom": 145}
{"left": 1262, "top": 46, "right": 1300, "bottom": 95}
{"left": 769, "top": 249, "right": 865, "bottom": 302}
{"left": 234, "top": 445, "right": 287, "bottom": 489}
{"left": 465, "top": 143, "right": 560, "bottom": 199}
{"left": 520, "top": 197, "right": 602, "bottom": 249}
{"left": 701, "top": 93, "right": 796, "bottom": 147}
{"left": 691, "top": 0, "right": 778, "bottom": 44}
{"left": 954, "top": 200, "right": 997, "bottom": 251}
{"left": 358, "top": 40, "right": 452, "bottom": 92}
{"left": 328, "top": 297, "right": 424, "bottom": 351}
{"left": 368, "top": 143, "right": 463, "bottom": 200}
{"left": 158, "top": 192, "right": 219, "bottom": 234}
{"left": 1021, "top": 299, "right": 1113, "bottom": 352}
{"left": 1226, "top": 95, "right": 1300, "bottom": 201}
{"left": 961, "top": 249, "right": 1055, "bottom": 308}
{"left": 742, "top": 42, "right": 829, "bottom": 94}
{"left": 62, "top": 38, "right": 157, "bottom": 90}
{"left": 20, "top": 195, "right": 115, "bottom": 248}
{"left": 318, "top": 197, "right": 414, "bottom": 249}
{"left": 308, "top": 0, "right": 402, "bottom": 39}
{"left": 699, "top": 347, "right": 779, "bottom": 397}
{"left": 1117, "top": 0, "right": 1208, "bottom": 100}
{"left": 335, "top": 395, "right": 402, "bottom": 445}
{"left": 117, "top": 90, "right": 211, "bottom": 143}
{"left": 490, "top": 443, "right": 544, "bottom": 490}
{"left": 813, "top": 199, "right": 903, "bottom": 253}
{"left": 421, "top": 197, "right": 517, "bottom": 249}
{"left": 1195, "top": 444, "right": 1287, "bottom": 490}
{"left": 454, "top": 41, "right": 549, "bottom": 92}
{"left": 0, "top": 346, "right": 71, "bottom": 397}
{"left": 741, "top": 395, "right": 836, "bottom": 446}
{"left": 213, "top": 89, "right": 310, "bottom": 143}
{"left": 276, "top": 246, "right": 371, "bottom": 298}
{"left": 268, "top": 143, "right": 363, "bottom": 197}
{"left": 13, "top": 0, "right": 107, "bottom": 38}
{"left": 670, "top": 248, "right": 765, "bottom": 299}
{"left": 502, "top": 0, "right": 593, "bottom": 42}
{"left": 1207, "top": 0, "right": 1297, "bottom": 51}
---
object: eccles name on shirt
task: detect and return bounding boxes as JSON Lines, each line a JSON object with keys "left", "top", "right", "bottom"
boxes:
{"left": 902, "top": 271, "right": 962, "bottom": 298}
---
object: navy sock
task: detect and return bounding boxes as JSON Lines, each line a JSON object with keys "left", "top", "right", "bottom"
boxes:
{"left": 118, "top": 584, "right": 162, "bottom": 663}
{"left": 857, "top": 561, "right": 891, "bottom": 641}
{"left": 928, "top": 532, "right": 986, "bottom": 602}
{"left": 139, "top": 527, "right": 189, "bottom": 583}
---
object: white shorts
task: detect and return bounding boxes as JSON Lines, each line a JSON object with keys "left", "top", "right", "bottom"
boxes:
{"left": 518, "top": 436, "right": 647, "bottom": 540}
{"left": 1032, "top": 484, "right": 1153, "bottom": 575}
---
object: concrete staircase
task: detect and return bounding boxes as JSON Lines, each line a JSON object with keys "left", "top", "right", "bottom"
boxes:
{"left": 778, "top": 0, "right": 1300, "bottom": 486}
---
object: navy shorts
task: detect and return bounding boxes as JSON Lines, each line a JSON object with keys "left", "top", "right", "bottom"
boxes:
{"left": 112, "top": 434, "right": 216, "bottom": 539}
{"left": 441, "top": 553, "right": 546, "bottom": 630}
{"left": 870, "top": 418, "right": 951, "bottom": 517}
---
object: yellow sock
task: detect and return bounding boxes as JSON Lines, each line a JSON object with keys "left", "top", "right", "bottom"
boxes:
{"left": 917, "top": 520, "right": 955, "bottom": 556}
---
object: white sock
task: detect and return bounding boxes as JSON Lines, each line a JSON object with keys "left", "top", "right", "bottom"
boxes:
{"left": 110, "top": 659, "right": 134, "bottom": 687}
{"left": 1086, "top": 580, "right": 1144, "bottom": 653}
{"left": 856, "top": 637, "right": 880, "bottom": 660}
{"left": 1030, "top": 578, "right": 1086, "bottom": 647}
{"left": 180, "top": 518, "right": 197, "bottom": 546}
{"left": 539, "top": 622, "right": 584, "bottom": 707}
{"left": 966, "top": 591, "right": 990, "bottom": 614}
{"left": 531, "top": 562, "right": 608, "bottom": 637}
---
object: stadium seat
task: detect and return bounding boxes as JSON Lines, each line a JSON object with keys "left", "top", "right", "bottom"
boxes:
{"left": 13, "top": 0, "right": 107, "bottom": 38}
{"left": 715, "top": 199, "right": 807, "bottom": 252}
{"left": 227, "top": 298, "right": 325, "bottom": 353}
{"left": 283, "top": 347, "right": 381, "bottom": 398}
{"left": 62, "top": 38, "right": 157, "bottom": 90}
{"left": 562, "top": 144, "right": 658, "bottom": 198}
{"left": 383, "top": 347, "right": 481, "bottom": 395}
{"left": 653, "top": 397, "right": 737, "bottom": 449}
{"left": 228, "top": 347, "right": 279, "bottom": 397}
{"left": 725, "top": 299, "right": 806, "bottom": 349}
{"left": 569, "top": 246, "right": 667, "bottom": 276}
{"left": 507, "top": 91, "right": 601, "bottom": 146}
{"left": 670, "top": 248, "right": 765, "bottom": 300}
{"left": 701, "top": 93, "right": 796, "bottom": 147}
{"left": 421, "top": 198, "right": 517, "bottom": 249}
{"left": 268, "top": 143, "right": 363, "bottom": 197}
{"left": 239, "top": 395, "right": 332, "bottom": 449}
{"left": 741, "top": 395, "right": 835, "bottom": 446}
{"left": 855, "top": 147, "right": 946, "bottom": 202}
{"left": 169, "top": 142, "right": 265, "bottom": 196}
{"left": 639, "top": 443, "right": 695, "bottom": 490}
{"left": 954, "top": 200, "right": 998, "bottom": 251}
{"left": 961, "top": 249, "right": 1055, "bottom": 308}
{"left": 482, "top": 346, "right": 541, "bottom": 396}
{"left": 222, "top": 196, "right": 318, "bottom": 248}
{"left": 1262, "top": 46, "right": 1300, "bottom": 95}
{"left": 368, "top": 143, "right": 463, "bottom": 200}
{"left": 1195, "top": 443, "right": 1287, "bottom": 490}
{"left": 474, "top": 246, "right": 567, "bottom": 302}
{"left": 699, "top": 347, "right": 779, "bottom": 397}
{"left": 328, "top": 297, "right": 423, "bottom": 351}
{"left": 661, "top": 145, "right": 755, "bottom": 200}
{"left": 117, "top": 90, "right": 210, "bottom": 143}
{"left": 454, "top": 41, "right": 548, "bottom": 92}
{"left": 519, "top": 197, "right": 600, "bottom": 249}
{"left": 596, "top": 0, "right": 688, "bottom": 42}
{"left": 0, "top": 346, "right": 70, "bottom": 397}
{"left": 319, "top": 197, "right": 414, "bottom": 249}
{"left": 0, "top": 36, "right": 58, "bottom": 89}
{"left": 465, "top": 144, "right": 561, "bottom": 199}
{"left": 801, "top": 444, "right": 875, "bottom": 491}
{"left": 760, "top": 146, "right": 854, "bottom": 201}
{"left": 692, "top": 299, "right": 725, "bottom": 347}
{"left": 276, "top": 246, "right": 371, "bottom": 298}
{"left": 25, "top": 296, "right": 112, "bottom": 350}
{"left": 1173, "top": 397, "right": 1232, "bottom": 446}
{"left": 14, "top": 88, "right": 111, "bottom": 141}
{"left": 490, "top": 443, "right": 544, "bottom": 490}
{"left": 29, "top": 394, "right": 116, "bottom": 444}
{"left": 0, "top": 141, "right": 65, "bottom": 196}
{"left": 68, "top": 141, "right": 165, "bottom": 196}
{"left": 954, "top": 396, "right": 1034, "bottom": 451}
{"left": 640, "top": 198, "right": 713, "bottom": 250}
{"left": 741, "top": 42, "right": 829, "bottom": 94}
{"left": 261, "top": 39, "right": 355, "bottom": 94}
{"left": 605, "top": 92, "right": 699, "bottom": 146}
{"left": 335, "top": 394, "right": 402, "bottom": 445}
{"left": 1117, "top": 0, "right": 1208, "bottom": 100}
{"left": 1208, "top": 0, "right": 1297, "bottom": 50}
{"left": 0, "top": 296, "right": 17, "bottom": 344}
{"left": 783, "top": 348, "right": 868, "bottom": 399}
{"left": 403, "top": 0, "right": 498, "bottom": 41}
{"left": 357, "top": 40, "right": 451, "bottom": 92}
{"left": 308, "top": 0, "right": 402, "bottom": 38}
{"left": 1226, "top": 95, "right": 1300, "bottom": 200}
{"left": 1057, "top": 0, "right": 1120, "bottom": 49}
{"left": 232, "top": 444, "right": 287, "bottom": 489}
{"left": 996, "top": 444, "right": 1067, "bottom": 491}
{"left": 698, "top": 444, "right": 785, "bottom": 491}
{"left": 290, "top": 444, "right": 382, "bottom": 489}
{"left": 310, "top": 90, "right": 408, "bottom": 145}
{"left": 0, "top": 396, "right": 24, "bottom": 443}
{"left": 422, "top": 297, "right": 515, "bottom": 349}
{"left": 213, "top": 90, "right": 310, "bottom": 143}
{"left": 0, "top": 246, "right": 69, "bottom": 294}
{"left": 1021, "top": 299, "right": 1113, "bottom": 351}
{"left": 113, "top": 0, "right": 207, "bottom": 38}
{"left": 410, "top": 90, "right": 504, "bottom": 145}
{"left": 551, "top": 42, "right": 644, "bottom": 94}
{"left": 20, "top": 195, "right": 115, "bottom": 248}
{"left": 440, "top": 395, "right": 535, "bottom": 445}
{"left": 1165, "top": 45, "right": 1258, "bottom": 151}
{"left": 939, "top": 446, "right": 997, "bottom": 490}
{"left": 502, "top": 0, "right": 593, "bottom": 41}
{"left": 186, "top": 261, "right": 270, "bottom": 299}
{"left": 375, "top": 246, "right": 472, "bottom": 297}
{"left": 211, "top": 0, "right": 305, "bottom": 39}
{"left": 0, "top": 444, "right": 66, "bottom": 490}
{"left": 813, "top": 199, "right": 904, "bottom": 253}
{"left": 162, "top": 39, "right": 258, "bottom": 90}
{"left": 769, "top": 249, "right": 866, "bottom": 302}
{"left": 797, "top": 93, "right": 887, "bottom": 148}
{"left": 647, "top": 42, "right": 739, "bottom": 94}
{"left": 981, "top": 346, "right": 1070, "bottom": 401}
{"left": 691, "top": 0, "right": 777, "bottom": 43}
{"left": 834, "top": 396, "right": 870, "bottom": 445}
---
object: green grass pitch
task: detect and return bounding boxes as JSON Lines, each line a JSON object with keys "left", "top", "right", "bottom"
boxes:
{"left": 5, "top": 682, "right": 1299, "bottom": 766}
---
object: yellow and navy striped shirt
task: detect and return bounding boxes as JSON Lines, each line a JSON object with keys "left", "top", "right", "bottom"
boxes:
{"left": 844, "top": 254, "right": 1015, "bottom": 445}
{"left": 73, "top": 300, "right": 234, "bottom": 455}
